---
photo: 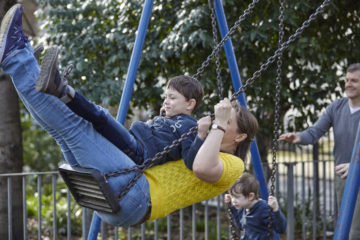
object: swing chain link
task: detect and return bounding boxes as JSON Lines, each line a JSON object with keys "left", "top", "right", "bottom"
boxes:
{"left": 192, "top": 0, "right": 260, "bottom": 81}
{"left": 105, "top": 0, "right": 331, "bottom": 203}
{"left": 226, "top": 204, "right": 240, "bottom": 240}
{"left": 268, "top": 0, "right": 284, "bottom": 236}
{"left": 105, "top": 126, "right": 199, "bottom": 200}
{"left": 230, "top": 0, "right": 331, "bottom": 102}
{"left": 209, "top": 0, "right": 224, "bottom": 99}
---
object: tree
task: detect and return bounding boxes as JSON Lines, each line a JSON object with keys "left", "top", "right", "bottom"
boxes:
{"left": 0, "top": 1, "right": 24, "bottom": 239}
{"left": 36, "top": 0, "right": 359, "bottom": 171}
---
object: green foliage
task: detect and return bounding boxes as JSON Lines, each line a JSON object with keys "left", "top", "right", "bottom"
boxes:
{"left": 34, "top": 0, "right": 360, "bottom": 163}
{"left": 26, "top": 176, "right": 83, "bottom": 237}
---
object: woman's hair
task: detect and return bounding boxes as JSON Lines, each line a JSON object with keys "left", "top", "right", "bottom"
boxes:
{"left": 229, "top": 172, "right": 259, "bottom": 199}
{"left": 232, "top": 101, "right": 258, "bottom": 160}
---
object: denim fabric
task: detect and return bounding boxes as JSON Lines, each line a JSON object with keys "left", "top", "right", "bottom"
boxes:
{"left": 1, "top": 43, "right": 150, "bottom": 227}
{"left": 67, "top": 92, "right": 144, "bottom": 164}
{"left": 67, "top": 91, "right": 203, "bottom": 169}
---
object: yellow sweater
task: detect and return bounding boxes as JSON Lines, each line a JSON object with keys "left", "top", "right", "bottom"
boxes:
{"left": 144, "top": 152, "right": 244, "bottom": 220}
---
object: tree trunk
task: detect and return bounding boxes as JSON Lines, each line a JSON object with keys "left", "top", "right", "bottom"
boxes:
{"left": 0, "top": 1, "right": 24, "bottom": 239}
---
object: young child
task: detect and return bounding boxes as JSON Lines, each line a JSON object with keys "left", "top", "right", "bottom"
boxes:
{"left": 36, "top": 47, "right": 204, "bottom": 169}
{"left": 224, "top": 172, "right": 287, "bottom": 240}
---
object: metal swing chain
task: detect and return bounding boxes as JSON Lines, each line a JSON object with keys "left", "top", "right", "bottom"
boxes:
{"left": 192, "top": 0, "right": 260, "bottom": 81}
{"left": 105, "top": 0, "right": 331, "bottom": 202}
{"left": 267, "top": 0, "right": 284, "bottom": 237}
{"left": 229, "top": 0, "right": 331, "bottom": 102}
{"left": 209, "top": 0, "right": 224, "bottom": 99}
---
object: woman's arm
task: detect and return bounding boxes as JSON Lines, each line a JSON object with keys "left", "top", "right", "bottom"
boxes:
{"left": 193, "top": 99, "right": 232, "bottom": 182}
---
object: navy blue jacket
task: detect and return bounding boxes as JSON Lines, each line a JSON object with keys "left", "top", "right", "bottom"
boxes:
{"left": 130, "top": 114, "right": 203, "bottom": 169}
{"left": 230, "top": 199, "right": 287, "bottom": 240}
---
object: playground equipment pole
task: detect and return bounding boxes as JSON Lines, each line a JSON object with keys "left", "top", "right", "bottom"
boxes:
{"left": 333, "top": 120, "right": 360, "bottom": 239}
{"left": 88, "top": 1, "right": 154, "bottom": 239}
{"left": 214, "top": 0, "right": 268, "bottom": 200}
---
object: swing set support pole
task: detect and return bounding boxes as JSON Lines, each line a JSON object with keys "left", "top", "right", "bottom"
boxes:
{"left": 213, "top": 0, "right": 269, "bottom": 200}
{"left": 88, "top": 1, "right": 154, "bottom": 239}
{"left": 334, "top": 120, "right": 360, "bottom": 240}
{"left": 116, "top": 0, "right": 155, "bottom": 123}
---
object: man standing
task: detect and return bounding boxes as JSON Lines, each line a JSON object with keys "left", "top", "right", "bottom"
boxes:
{"left": 278, "top": 63, "right": 360, "bottom": 239}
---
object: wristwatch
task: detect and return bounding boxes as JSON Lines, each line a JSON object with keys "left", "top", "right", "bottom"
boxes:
{"left": 211, "top": 123, "right": 226, "bottom": 133}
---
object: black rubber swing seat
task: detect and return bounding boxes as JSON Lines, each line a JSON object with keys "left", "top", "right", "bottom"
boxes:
{"left": 59, "top": 164, "right": 120, "bottom": 213}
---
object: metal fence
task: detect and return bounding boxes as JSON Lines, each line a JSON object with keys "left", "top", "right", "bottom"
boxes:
{"left": 0, "top": 134, "right": 338, "bottom": 240}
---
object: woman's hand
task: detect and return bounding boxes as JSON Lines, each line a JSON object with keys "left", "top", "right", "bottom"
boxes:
{"left": 197, "top": 116, "right": 211, "bottom": 140}
{"left": 214, "top": 98, "right": 232, "bottom": 129}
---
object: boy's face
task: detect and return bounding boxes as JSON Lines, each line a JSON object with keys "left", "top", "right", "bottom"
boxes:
{"left": 229, "top": 193, "right": 254, "bottom": 209}
{"left": 162, "top": 88, "right": 193, "bottom": 117}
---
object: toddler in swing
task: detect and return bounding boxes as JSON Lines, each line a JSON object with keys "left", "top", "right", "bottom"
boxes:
{"left": 36, "top": 47, "right": 204, "bottom": 169}
{"left": 224, "top": 172, "right": 287, "bottom": 240}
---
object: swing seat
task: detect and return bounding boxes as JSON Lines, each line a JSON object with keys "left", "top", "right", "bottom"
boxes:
{"left": 59, "top": 164, "right": 120, "bottom": 213}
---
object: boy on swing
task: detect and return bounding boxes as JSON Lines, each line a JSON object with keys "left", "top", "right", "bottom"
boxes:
{"left": 224, "top": 172, "right": 287, "bottom": 239}
{"left": 36, "top": 47, "right": 205, "bottom": 169}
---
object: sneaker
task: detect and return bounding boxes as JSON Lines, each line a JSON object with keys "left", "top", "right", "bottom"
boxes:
{"left": 36, "top": 47, "right": 73, "bottom": 98}
{"left": 0, "top": 4, "right": 29, "bottom": 63}
{"left": 33, "top": 44, "right": 44, "bottom": 62}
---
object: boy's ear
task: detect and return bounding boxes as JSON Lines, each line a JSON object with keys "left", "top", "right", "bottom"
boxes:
{"left": 248, "top": 192, "right": 256, "bottom": 200}
{"left": 187, "top": 98, "right": 197, "bottom": 111}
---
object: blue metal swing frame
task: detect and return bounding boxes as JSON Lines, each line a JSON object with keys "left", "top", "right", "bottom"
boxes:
{"left": 88, "top": 0, "right": 268, "bottom": 238}
{"left": 87, "top": 0, "right": 359, "bottom": 239}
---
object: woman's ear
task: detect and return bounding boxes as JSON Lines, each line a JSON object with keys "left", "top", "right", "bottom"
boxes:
{"left": 235, "top": 133, "right": 247, "bottom": 143}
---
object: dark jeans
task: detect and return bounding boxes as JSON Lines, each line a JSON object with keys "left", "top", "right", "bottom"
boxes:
{"left": 67, "top": 92, "right": 144, "bottom": 164}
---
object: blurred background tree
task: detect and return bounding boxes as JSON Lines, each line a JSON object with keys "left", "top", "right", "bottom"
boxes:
{"left": 20, "top": 0, "right": 360, "bottom": 170}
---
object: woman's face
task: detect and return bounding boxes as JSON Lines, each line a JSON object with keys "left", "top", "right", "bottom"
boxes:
{"left": 220, "top": 108, "right": 245, "bottom": 152}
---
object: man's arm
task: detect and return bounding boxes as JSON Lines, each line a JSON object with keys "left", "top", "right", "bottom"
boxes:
{"left": 279, "top": 103, "right": 334, "bottom": 145}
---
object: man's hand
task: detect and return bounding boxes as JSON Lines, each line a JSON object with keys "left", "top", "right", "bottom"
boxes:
{"left": 334, "top": 163, "right": 350, "bottom": 179}
{"left": 278, "top": 132, "right": 301, "bottom": 143}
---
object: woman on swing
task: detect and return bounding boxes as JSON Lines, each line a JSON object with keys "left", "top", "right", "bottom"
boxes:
{"left": 0, "top": 4, "right": 258, "bottom": 226}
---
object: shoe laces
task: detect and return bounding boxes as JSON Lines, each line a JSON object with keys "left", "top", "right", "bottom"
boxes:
{"left": 8, "top": 25, "right": 29, "bottom": 53}
{"left": 62, "top": 64, "right": 74, "bottom": 83}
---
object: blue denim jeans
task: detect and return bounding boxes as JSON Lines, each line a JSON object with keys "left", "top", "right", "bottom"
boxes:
{"left": 67, "top": 92, "right": 144, "bottom": 164}
{"left": 1, "top": 44, "right": 150, "bottom": 227}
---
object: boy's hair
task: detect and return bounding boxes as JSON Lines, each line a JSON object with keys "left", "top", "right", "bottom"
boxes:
{"left": 229, "top": 172, "right": 259, "bottom": 199}
{"left": 346, "top": 63, "right": 360, "bottom": 73}
{"left": 232, "top": 102, "right": 259, "bottom": 161}
{"left": 166, "top": 75, "right": 204, "bottom": 112}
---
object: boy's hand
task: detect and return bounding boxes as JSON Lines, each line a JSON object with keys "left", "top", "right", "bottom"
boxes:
{"left": 197, "top": 116, "right": 211, "bottom": 139}
{"left": 268, "top": 196, "right": 279, "bottom": 211}
{"left": 278, "top": 132, "right": 301, "bottom": 143}
{"left": 160, "top": 106, "right": 166, "bottom": 117}
{"left": 224, "top": 194, "right": 231, "bottom": 203}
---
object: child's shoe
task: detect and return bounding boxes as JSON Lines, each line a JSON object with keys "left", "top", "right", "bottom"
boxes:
{"left": 0, "top": 4, "right": 29, "bottom": 63}
{"left": 36, "top": 46, "right": 73, "bottom": 98}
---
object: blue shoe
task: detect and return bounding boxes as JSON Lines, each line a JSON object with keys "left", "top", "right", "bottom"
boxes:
{"left": 0, "top": 4, "right": 29, "bottom": 64}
